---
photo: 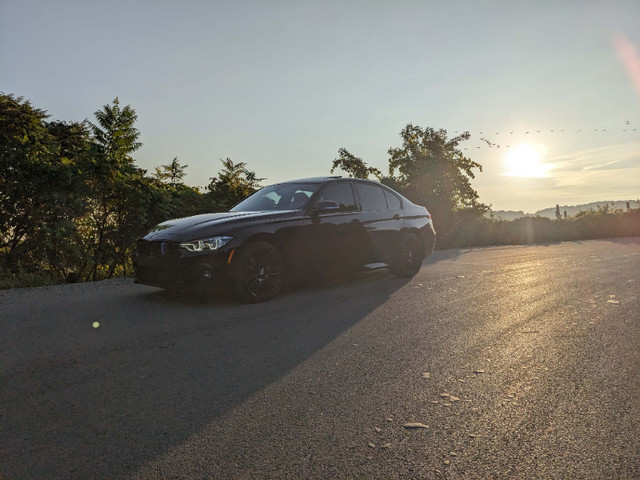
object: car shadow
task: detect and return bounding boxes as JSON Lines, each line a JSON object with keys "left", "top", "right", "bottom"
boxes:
{"left": 1, "top": 267, "right": 411, "bottom": 479}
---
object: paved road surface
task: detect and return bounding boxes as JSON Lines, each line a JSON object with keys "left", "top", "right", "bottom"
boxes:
{"left": 1, "top": 238, "right": 639, "bottom": 479}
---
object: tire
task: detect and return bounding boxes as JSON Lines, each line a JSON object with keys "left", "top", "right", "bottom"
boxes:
{"left": 232, "top": 241, "right": 284, "bottom": 302}
{"left": 388, "top": 233, "right": 424, "bottom": 277}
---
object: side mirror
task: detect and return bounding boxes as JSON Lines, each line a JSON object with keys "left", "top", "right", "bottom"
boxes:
{"left": 313, "top": 200, "right": 340, "bottom": 212}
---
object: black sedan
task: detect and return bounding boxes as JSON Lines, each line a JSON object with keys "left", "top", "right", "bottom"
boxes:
{"left": 134, "top": 177, "right": 436, "bottom": 302}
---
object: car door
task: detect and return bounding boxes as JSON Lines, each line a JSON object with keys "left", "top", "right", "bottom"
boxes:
{"left": 302, "top": 181, "right": 367, "bottom": 271}
{"left": 352, "top": 182, "right": 404, "bottom": 264}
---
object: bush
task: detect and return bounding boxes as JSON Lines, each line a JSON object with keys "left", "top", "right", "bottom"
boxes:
{"left": 439, "top": 208, "right": 640, "bottom": 250}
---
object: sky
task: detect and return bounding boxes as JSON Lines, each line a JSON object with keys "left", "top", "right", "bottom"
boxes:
{"left": 2, "top": 0, "right": 639, "bottom": 212}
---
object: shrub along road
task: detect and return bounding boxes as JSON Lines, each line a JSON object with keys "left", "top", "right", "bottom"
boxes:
{"left": 1, "top": 238, "right": 639, "bottom": 479}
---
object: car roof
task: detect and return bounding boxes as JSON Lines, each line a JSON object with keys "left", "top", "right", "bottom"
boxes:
{"left": 275, "top": 176, "right": 341, "bottom": 184}
{"left": 274, "top": 176, "right": 393, "bottom": 185}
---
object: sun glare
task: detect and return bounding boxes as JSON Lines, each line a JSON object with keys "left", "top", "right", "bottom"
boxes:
{"left": 503, "top": 143, "right": 551, "bottom": 177}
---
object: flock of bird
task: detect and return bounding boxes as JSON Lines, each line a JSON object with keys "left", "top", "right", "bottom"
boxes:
{"left": 453, "top": 120, "right": 637, "bottom": 150}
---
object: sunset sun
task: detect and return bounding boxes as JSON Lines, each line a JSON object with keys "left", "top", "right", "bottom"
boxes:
{"left": 503, "top": 143, "right": 551, "bottom": 178}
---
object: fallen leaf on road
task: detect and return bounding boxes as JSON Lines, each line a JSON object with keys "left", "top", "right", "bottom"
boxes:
{"left": 422, "top": 372, "right": 431, "bottom": 379}
{"left": 368, "top": 442, "right": 376, "bottom": 448}
{"left": 380, "top": 443, "right": 391, "bottom": 449}
{"left": 374, "top": 427, "right": 381, "bottom": 433}
{"left": 403, "top": 422, "right": 429, "bottom": 429}
{"left": 449, "top": 396, "right": 460, "bottom": 402}
{"left": 474, "top": 369, "right": 486, "bottom": 374}
{"left": 439, "top": 393, "right": 450, "bottom": 398}
{"left": 607, "top": 300, "right": 620, "bottom": 305}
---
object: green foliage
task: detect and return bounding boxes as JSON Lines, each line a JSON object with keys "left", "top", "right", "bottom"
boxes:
{"left": 443, "top": 208, "right": 640, "bottom": 249}
{"left": 149, "top": 157, "right": 205, "bottom": 220}
{"left": 386, "top": 124, "right": 488, "bottom": 235}
{"left": 79, "top": 98, "right": 148, "bottom": 281}
{"left": 331, "top": 148, "right": 381, "bottom": 179}
{"left": 90, "top": 97, "right": 141, "bottom": 175}
{"left": 0, "top": 94, "right": 89, "bottom": 281}
{"left": 206, "top": 158, "right": 264, "bottom": 210}
{"left": 153, "top": 157, "right": 187, "bottom": 187}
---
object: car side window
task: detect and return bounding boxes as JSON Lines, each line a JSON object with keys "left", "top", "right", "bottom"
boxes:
{"left": 316, "top": 183, "right": 357, "bottom": 212}
{"left": 355, "top": 183, "right": 388, "bottom": 211}
{"left": 384, "top": 190, "right": 402, "bottom": 210}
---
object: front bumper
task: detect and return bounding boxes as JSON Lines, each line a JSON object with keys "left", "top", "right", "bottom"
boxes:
{"left": 134, "top": 240, "right": 232, "bottom": 288}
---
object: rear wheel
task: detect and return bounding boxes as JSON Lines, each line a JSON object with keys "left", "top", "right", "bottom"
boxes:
{"left": 232, "top": 241, "right": 284, "bottom": 302}
{"left": 388, "top": 233, "right": 424, "bottom": 277}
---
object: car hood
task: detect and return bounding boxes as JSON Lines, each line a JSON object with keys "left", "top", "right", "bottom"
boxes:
{"left": 143, "top": 210, "right": 297, "bottom": 241}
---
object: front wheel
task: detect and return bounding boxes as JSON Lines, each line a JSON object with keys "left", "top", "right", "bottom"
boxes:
{"left": 388, "top": 233, "right": 424, "bottom": 277}
{"left": 232, "top": 241, "right": 284, "bottom": 302}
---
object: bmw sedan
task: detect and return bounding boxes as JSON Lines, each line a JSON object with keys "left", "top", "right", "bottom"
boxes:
{"left": 134, "top": 177, "right": 436, "bottom": 302}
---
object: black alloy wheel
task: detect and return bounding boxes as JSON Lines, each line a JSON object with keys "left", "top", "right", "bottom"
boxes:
{"left": 232, "top": 241, "right": 284, "bottom": 302}
{"left": 388, "top": 233, "right": 424, "bottom": 277}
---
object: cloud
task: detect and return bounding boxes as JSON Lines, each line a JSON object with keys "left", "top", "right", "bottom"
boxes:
{"left": 547, "top": 140, "right": 640, "bottom": 175}
{"left": 549, "top": 143, "right": 640, "bottom": 188}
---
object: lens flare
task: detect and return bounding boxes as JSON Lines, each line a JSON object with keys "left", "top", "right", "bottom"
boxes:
{"left": 613, "top": 33, "right": 640, "bottom": 98}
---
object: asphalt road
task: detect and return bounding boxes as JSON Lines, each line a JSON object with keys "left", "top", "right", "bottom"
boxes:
{"left": 1, "top": 238, "right": 639, "bottom": 479}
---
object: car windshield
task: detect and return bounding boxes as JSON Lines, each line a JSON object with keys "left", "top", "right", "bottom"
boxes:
{"left": 232, "top": 183, "right": 319, "bottom": 212}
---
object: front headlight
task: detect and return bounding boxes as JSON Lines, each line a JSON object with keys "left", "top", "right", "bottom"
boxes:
{"left": 179, "top": 236, "right": 233, "bottom": 252}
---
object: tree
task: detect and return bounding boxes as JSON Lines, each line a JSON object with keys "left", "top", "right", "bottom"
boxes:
{"left": 153, "top": 156, "right": 187, "bottom": 187}
{"left": 80, "top": 98, "right": 146, "bottom": 280}
{"left": 206, "top": 158, "right": 264, "bottom": 210}
{"left": 0, "top": 94, "right": 89, "bottom": 281}
{"left": 330, "top": 148, "right": 381, "bottom": 179}
{"left": 150, "top": 157, "right": 203, "bottom": 220}
{"left": 90, "top": 97, "right": 141, "bottom": 175}
{"left": 386, "top": 124, "right": 488, "bottom": 239}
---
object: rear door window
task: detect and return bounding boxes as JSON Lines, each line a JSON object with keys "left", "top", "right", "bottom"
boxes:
{"left": 355, "top": 183, "right": 388, "bottom": 211}
{"left": 384, "top": 190, "right": 402, "bottom": 210}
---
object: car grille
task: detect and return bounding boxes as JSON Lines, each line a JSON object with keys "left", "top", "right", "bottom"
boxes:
{"left": 136, "top": 240, "right": 180, "bottom": 258}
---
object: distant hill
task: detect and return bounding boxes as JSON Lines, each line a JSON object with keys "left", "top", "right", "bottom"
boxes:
{"left": 491, "top": 200, "right": 639, "bottom": 221}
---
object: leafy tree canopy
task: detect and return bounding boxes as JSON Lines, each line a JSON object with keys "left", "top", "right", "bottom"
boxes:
{"left": 206, "top": 158, "right": 264, "bottom": 210}
{"left": 330, "top": 148, "right": 381, "bottom": 180}
{"left": 0, "top": 94, "right": 89, "bottom": 277}
{"left": 153, "top": 157, "right": 188, "bottom": 188}
{"left": 90, "top": 97, "right": 141, "bottom": 176}
{"left": 388, "top": 124, "right": 486, "bottom": 210}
